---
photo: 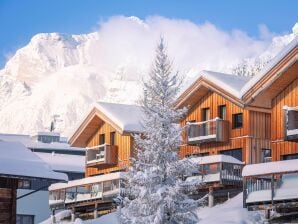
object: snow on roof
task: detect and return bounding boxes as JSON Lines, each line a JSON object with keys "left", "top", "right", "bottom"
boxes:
{"left": 49, "top": 172, "right": 121, "bottom": 191}
{"left": 190, "top": 154, "right": 244, "bottom": 165}
{"left": 242, "top": 159, "right": 298, "bottom": 177}
{"left": 95, "top": 101, "right": 144, "bottom": 133}
{"left": 179, "top": 37, "right": 298, "bottom": 103}
{"left": 35, "top": 132, "right": 60, "bottom": 136}
{"left": 201, "top": 70, "right": 251, "bottom": 98}
{"left": 0, "top": 141, "right": 67, "bottom": 181}
{"left": 0, "top": 133, "right": 85, "bottom": 152}
{"left": 240, "top": 36, "right": 298, "bottom": 96}
{"left": 34, "top": 152, "right": 85, "bottom": 173}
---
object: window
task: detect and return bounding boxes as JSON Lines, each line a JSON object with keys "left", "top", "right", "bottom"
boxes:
{"left": 110, "top": 132, "right": 116, "bottom": 145}
{"left": 99, "top": 134, "right": 105, "bottom": 145}
{"left": 186, "top": 152, "right": 210, "bottom": 157}
{"left": 282, "top": 153, "right": 298, "bottom": 160}
{"left": 17, "top": 215, "right": 34, "bottom": 224}
{"left": 232, "top": 113, "right": 243, "bottom": 129}
{"left": 220, "top": 148, "right": 242, "bottom": 161}
{"left": 261, "top": 149, "right": 272, "bottom": 163}
{"left": 218, "top": 105, "right": 226, "bottom": 120}
{"left": 103, "top": 180, "right": 112, "bottom": 192}
{"left": 18, "top": 180, "right": 31, "bottom": 189}
{"left": 284, "top": 107, "right": 298, "bottom": 141}
{"left": 202, "top": 108, "right": 210, "bottom": 121}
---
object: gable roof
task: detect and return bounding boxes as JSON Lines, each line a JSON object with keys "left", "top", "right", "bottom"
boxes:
{"left": 69, "top": 102, "right": 143, "bottom": 147}
{"left": 175, "top": 70, "right": 250, "bottom": 108}
{"left": 176, "top": 36, "right": 298, "bottom": 109}
{"left": 95, "top": 102, "right": 143, "bottom": 133}
{"left": 0, "top": 141, "right": 67, "bottom": 181}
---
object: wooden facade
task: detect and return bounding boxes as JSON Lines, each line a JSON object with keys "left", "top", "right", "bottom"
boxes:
{"left": 179, "top": 89, "right": 271, "bottom": 164}
{"left": 178, "top": 41, "right": 297, "bottom": 165}
{"left": 85, "top": 122, "right": 133, "bottom": 176}
{"left": 271, "top": 78, "right": 298, "bottom": 161}
{"left": 0, "top": 177, "right": 17, "bottom": 224}
{"left": 69, "top": 105, "right": 139, "bottom": 177}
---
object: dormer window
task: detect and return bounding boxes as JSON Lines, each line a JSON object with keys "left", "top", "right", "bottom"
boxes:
{"left": 284, "top": 106, "right": 298, "bottom": 141}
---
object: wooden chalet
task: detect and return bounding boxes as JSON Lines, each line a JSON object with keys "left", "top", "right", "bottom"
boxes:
{"left": 242, "top": 37, "right": 298, "bottom": 161}
{"left": 176, "top": 37, "right": 298, "bottom": 165}
{"left": 240, "top": 37, "right": 298, "bottom": 219}
{"left": 0, "top": 141, "right": 67, "bottom": 224}
{"left": 69, "top": 102, "right": 143, "bottom": 177}
{"left": 176, "top": 70, "right": 271, "bottom": 164}
{"left": 49, "top": 102, "right": 143, "bottom": 220}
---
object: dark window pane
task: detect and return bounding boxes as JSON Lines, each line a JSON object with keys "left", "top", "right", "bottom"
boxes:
{"left": 232, "top": 113, "right": 243, "bottom": 129}
{"left": 110, "top": 132, "right": 116, "bottom": 145}
{"left": 283, "top": 153, "right": 298, "bottom": 160}
{"left": 262, "top": 149, "right": 272, "bottom": 162}
{"left": 202, "top": 108, "right": 210, "bottom": 121}
{"left": 218, "top": 105, "right": 226, "bottom": 120}
{"left": 220, "top": 148, "right": 242, "bottom": 161}
{"left": 99, "top": 134, "right": 105, "bottom": 145}
{"left": 287, "top": 110, "right": 298, "bottom": 130}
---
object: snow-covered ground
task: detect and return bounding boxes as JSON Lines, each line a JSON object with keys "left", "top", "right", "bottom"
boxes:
{"left": 41, "top": 193, "right": 264, "bottom": 224}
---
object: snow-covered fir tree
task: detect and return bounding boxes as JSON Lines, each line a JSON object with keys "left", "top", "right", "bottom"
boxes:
{"left": 120, "top": 39, "right": 200, "bottom": 224}
{"left": 231, "top": 57, "right": 271, "bottom": 77}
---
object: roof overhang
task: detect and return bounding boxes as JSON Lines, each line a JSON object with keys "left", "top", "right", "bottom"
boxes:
{"left": 242, "top": 44, "right": 298, "bottom": 108}
{"left": 69, "top": 107, "right": 130, "bottom": 147}
{"left": 175, "top": 76, "right": 243, "bottom": 110}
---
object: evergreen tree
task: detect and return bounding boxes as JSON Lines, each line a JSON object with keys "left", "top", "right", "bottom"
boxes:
{"left": 120, "top": 38, "right": 200, "bottom": 224}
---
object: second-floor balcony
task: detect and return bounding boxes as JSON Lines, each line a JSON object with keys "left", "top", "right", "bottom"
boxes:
{"left": 185, "top": 118, "right": 229, "bottom": 145}
{"left": 86, "top": 144, "right": 118, "bottom": 167}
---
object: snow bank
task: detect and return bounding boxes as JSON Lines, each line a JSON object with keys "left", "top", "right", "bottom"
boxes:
{"left": 198, "top": 193, "right": 263, "bottom": 224}
{"left": 40, "top": 210, "right": 72, "bottom": 224}
{"left": 59, "top": 193, "right": 262, "bottom": 224}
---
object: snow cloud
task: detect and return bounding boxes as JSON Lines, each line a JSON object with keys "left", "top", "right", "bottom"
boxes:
{"left": 89, "top": 16, "right": 273, "bottom": 79}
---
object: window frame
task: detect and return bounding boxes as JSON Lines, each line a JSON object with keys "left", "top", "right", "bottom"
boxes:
{"left": 99, "top": 134, "right": 105, "bottom": 145}
{"left": 218, "top": 105, "right": 226, "bottom": 120}
{"left": 110, "top": 132, "right": 116, "bottom": 145}
{"left": 202, "top": 108, "right": 210, "bottom": 121}
{"left": 232, "top": 113, "right": 243, "bottom": 129}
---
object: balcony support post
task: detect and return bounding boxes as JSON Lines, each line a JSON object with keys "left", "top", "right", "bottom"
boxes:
{"left": 94, "top": 203, "right": 98, "bottom": 219}
{"left": 208, "top": 186, "right": 214, "bottom": 207}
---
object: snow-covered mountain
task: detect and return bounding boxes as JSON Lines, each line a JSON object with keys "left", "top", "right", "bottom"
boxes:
{"left": 0, "top": 17, "right": 297, "bottom": 137}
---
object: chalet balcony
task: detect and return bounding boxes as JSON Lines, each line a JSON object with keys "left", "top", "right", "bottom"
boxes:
{"left": 186, "top": 118, "right": 229, "bottom": 145}
{"left": 86, "top": 144, "right": 118, "bottom": 167}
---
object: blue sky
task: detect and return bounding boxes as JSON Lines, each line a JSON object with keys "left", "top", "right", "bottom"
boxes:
{"left": 0, "top": 0, "right": 297, "bottom": 67}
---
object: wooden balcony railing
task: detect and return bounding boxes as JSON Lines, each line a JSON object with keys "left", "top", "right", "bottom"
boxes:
{"left": 86, "top": 144, "right": 118, "bottom": 167}
{"left": 185, "top": 118, "right": 229, "bottom": 145}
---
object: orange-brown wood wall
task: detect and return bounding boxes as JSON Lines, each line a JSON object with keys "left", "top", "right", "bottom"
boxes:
{"left": 85, "top": 122, "right": 133, "bottom": 177}
{"left": 271, "top": 78, "right": 298, "bottom": 161}
{"left": 180, "top": 91, "right": 271, "bottom": 164}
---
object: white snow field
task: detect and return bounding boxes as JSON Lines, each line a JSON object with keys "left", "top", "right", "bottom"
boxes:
{"left": 41, "top": 193, "right": 263, "bottom": 223}
{"left": 0, "top": 17, "right": 297, "bottom": 137}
